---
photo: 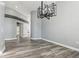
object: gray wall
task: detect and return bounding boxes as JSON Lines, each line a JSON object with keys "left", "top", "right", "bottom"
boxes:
{"left": 31, "top": 11, "right": 41, "bottom": 38}
{"left": 42, "top": 1, "right": 79, "bottom": 49}
{"left": 5, "top": 18, "right": 17, "bottom": 40}
{"left": 0, "top": 2, "right": 5, "bottom": 53}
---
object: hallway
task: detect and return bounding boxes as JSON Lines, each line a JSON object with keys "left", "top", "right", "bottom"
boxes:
{"left": 0, "top": 38, "right": 79, "bottom": 58}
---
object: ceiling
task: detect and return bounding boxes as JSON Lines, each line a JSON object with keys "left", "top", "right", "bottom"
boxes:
{"left": 3, "top": 1, "right": 54, "bottom": 18}
{"left": 3, "top": 1, "right": 41, "bottom": 15}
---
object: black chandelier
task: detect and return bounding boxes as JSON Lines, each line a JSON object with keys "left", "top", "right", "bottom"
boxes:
{"left": 37, "top": 1, "right": 56, "bottom": 19}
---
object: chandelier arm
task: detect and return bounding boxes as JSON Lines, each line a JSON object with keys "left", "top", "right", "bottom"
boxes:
{"left": 41, "top": 1, "right": 43, "bottom": 15}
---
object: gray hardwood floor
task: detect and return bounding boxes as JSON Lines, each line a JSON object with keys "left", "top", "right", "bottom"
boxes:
{"left": 0, "top": 37, "right": 79, "bottom": 58}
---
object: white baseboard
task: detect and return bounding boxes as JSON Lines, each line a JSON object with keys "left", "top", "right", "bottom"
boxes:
{"left": 23, "top": 35, "right": 28, "bottom": 37}
{"left": 31, "top": 38, "right": 42, "bottom": 40}
{"left": 5, "top": 36, "right": 30, "bottom": 40}
{"left": 42, "top": 38, "right": 79, "bottom": 52}
{"left": 5, "top": 38, "right": 17, "bottom": 40}
{"left": 0, "top": 46, "right": 5, "bottom": 54}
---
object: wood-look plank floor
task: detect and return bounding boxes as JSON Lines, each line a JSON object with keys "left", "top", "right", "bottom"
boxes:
{"left": 0, "top": 38, "right": 79, "bottom": 58}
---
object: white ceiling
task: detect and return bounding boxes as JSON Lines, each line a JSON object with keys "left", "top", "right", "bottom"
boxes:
{"left": 3, "top": 1, "right": 54, "bottom": 17}
{"left": 3, "top": 1, "right": 41, "bottom": 15}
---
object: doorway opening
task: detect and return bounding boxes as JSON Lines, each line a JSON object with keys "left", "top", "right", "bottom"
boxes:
{"left": 17, "top": 22, "right": 23, "bottom": 42}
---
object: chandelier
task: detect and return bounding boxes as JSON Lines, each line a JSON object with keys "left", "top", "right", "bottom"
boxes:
{"left": 37, "top": 1, "right": 56, "bottom": 19}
